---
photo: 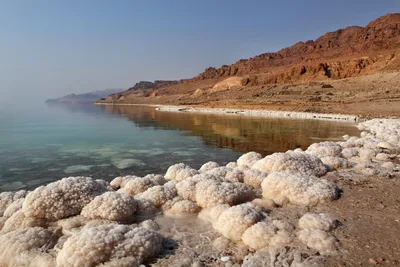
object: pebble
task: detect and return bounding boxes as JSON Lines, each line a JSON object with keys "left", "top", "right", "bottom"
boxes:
{"left": 192, "top": 261, "right": 204, "bottom": 267}
{"left": 221, "top": 256, "right": 231, "bottom": 262}
{"left": 377, "top": 141, "right": 395, "bottom": 150}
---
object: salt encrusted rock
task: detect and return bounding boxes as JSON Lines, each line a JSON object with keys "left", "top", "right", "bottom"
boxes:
{"left": 252, "top": 198, "right": 277, "bottom": 209}
{"left": 215, "top": 203, "right": 263, "bottom": 241}
{"left": 56, "top": 215, "right": 88, "bottom": 235}
{"left": 241, "top": 221, "right": 278, "bottom": 250}
{"left": 242, "top": 169, "right": 268, "bottom": 189}
{"left": 0, "top": 227, "right": 59, "bottom": 266}
{"left": 375, "top": 153, "right": 390, "bottom": 161}
{"left": 139, "top": 184, "right": 177, "bottom": 207}
{"left": 3, "top": 197, "right": 24, "bottom": 218}
{"left": 195, "top": 180, "right": 255, "bottom": 208}
{"left": 56, "top": 224, "right": 163, "bottom": 266}
{"left": 306, "top": 142, "right": 343, "bottom": 158}
{"left": 1, "top": 210, "right": 47, "bottom": 233}
{"left": 341, "top": 147, "right": 359, "bottom": 159}
{"left": 11, "top": 251, "right": 56, "bottom": 267}
{"left": 81, "top": 192, "right": 137, "bottom": 222}
{"left": 112, "top": 175, "right": 166, "bottom": 191}
{"left": 226, "top": 162, "right": 238, "bottom": 168}
{"left": 261, "top": 172, "right": 339, "bottom": 206}
{"left": 252, "top": 152, "right": 328, "bottom": 177}
{"left": 165, "top": 163, "right": 199, "bottom": 181}
{"left": 22, "top": 177, "right": 108, "bottom": 221}
{"left": 298, "top": 213, "right": 337, "bottom": 231}
{"left": 118, "top": 177, "right": 155, "bottom": 196}
{"left": 205, "top": 166, "right": 245, "bottom": 183}
{"left": 377, "top": 141, "right": 395, "bottom": 150}
{"left": 0, "top": 190, "right": 27, "bottom": 216}
{"left": 110, "top": 175, "right": 141, "bottom": 189}
{"left": 134, "top": 198, "right": 159, "bottom": 216}
{"left": 139, "top": 219, "right": 160, "bottom": 231}
{"left": 144, "top": 174, "right": 167, "bottom": 185}
{"left": 321, "top": 157, "right": 352, "bottom": 170}
{"left": 381, "top": 162, "right": 396, "bottom": 169}
{"left": 237, "top": 152, "right": 263, "bottom": 168}
{"left": 361, "top": 168, "right": 379, "bottom": 176}
{"left": 359, "top": 148, "right": 376, "bottom": 160}
{"left": 199, "top": 161, "right": 220, "bottom": 172}
{"left": 297, "top": 228, "right": 338, "bottom": 254}
{"left": 164, "top": 199, "right": 200, "bottom": 218}
{"left": 175, "top": 173, "right": 224, "bottom": 203}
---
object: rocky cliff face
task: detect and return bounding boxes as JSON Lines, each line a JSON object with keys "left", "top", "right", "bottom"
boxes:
{"left": 104, "top": 80, "right": 179, "bottom": 102}
{"left": 191, "top": 14, "right": 400, "bottom": 81}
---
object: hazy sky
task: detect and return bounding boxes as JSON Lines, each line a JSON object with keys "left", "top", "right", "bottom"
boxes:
{"left": 1, "top": 0, "right": 399, "bottom": 105}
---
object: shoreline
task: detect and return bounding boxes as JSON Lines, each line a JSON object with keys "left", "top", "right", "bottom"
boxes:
{"left": 95, "top": 103, "right": 360, "bottom": 122}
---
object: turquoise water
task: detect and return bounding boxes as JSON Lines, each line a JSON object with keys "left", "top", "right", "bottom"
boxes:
{"left": 0, "top": 103, "right": 359, "bottom": 191}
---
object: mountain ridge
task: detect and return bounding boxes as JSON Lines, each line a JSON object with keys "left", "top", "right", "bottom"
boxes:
{"left": 46, "top": 88, "right": 124, "bottom": 103}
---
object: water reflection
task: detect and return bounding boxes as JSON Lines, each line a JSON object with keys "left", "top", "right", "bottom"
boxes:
{"left": 100, "top": 105, "right": 359, "bottom": 156}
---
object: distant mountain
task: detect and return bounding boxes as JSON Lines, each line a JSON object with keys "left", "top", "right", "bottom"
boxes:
{"left": 46, "top": 88, "right": 124, "bottom": 103}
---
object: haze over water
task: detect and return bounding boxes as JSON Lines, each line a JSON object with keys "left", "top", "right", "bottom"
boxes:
{"left": 0, "top": 104, "right": 359, "bottom": 192}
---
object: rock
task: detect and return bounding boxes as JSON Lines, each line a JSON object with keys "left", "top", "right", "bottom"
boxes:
{"left": 192, "top": 261, "right": 204, "bottom": 267}
{"left": 368, "top": 258, "right": 377, "bottom": 264}
{"left": 375, "top": 153, "right": 389, "bottom": 161}
{"left": 251, "top": 198, "right": 277, "bottom": 209}
{"left": 377, "top": 142, "right": 395, "bottom": 150}
{"left": 381, "top": 162, "right": 395, "bottom": 169}
{"left": 221, "top": 256, "right": 231, "bottom": 262}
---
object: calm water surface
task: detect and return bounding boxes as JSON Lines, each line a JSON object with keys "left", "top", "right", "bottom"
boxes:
{"left": 0, "top": 103, "right": 359, "bottom": 191}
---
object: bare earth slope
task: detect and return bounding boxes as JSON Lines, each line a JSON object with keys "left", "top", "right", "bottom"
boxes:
{"left": 98, "top": 13, "right": 400, "bottom": 117}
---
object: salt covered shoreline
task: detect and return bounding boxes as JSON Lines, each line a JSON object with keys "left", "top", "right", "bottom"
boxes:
{"left": 96, "top": 103, "right": 360, "bottom": 122}
{"left": 154, "top": 105, "right": 360, "bottom": 122}
{"left": 0, "top": 118, "right": 399, "bottom": 266}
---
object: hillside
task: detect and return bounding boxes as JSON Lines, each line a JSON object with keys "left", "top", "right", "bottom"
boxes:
{"left": 97, "top": 13, "right": 400, "bottom": 117}
{"left": 46, "top": 88, "right": 124, "bottom": 103}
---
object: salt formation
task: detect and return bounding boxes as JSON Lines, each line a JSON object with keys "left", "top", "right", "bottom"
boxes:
{"left": 0, "top": 190, "right": 27, "bottom": 216}
{"left": 22, "top": 177, "right": 108, "bottom": 221}
{"left": 195, "top": 179, "right": 255, "bottom": 208}
{"left": 297, "top": 228, "right": 338, "bottom": 254}
{"left": 252, "top": 151, "right": 328, "bottom": 177}
{"left": 237, "top": 152, "right": 263, "bottom": 168}
{"left": 0, "top": 118, "right": 399, "bottom": 266}
{"left": 306, "top": 142, "right": 343, "bottom": 158}
{"left": 0, "top": 227, "right": 59, "bottom": 266}
{"left": 261, "top": 172, "right": 339, "bottom": 206}
{"left": 81, "top": 192, "right": 137, "bottom": 222}
{"left": 199, "top": 161, "right": 220, "bottom": 172}
{"left": 298, "top": 213, "right": 337, "bottom": 231}
{"left": 165, "top": 163, "right": 199, "bottom": 181}
{"left": 56, "top": 224, "right": 163, "bottom": 266}
{"left": 138, "top": 183, "right": 177, "bottom": 207}
{"left": 215, "top": 203, "right": 263, "bottom": 241}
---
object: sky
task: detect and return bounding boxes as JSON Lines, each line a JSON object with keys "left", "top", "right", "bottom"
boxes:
{"left": 0, "top": 0, "right": 399, "bottom": 105}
